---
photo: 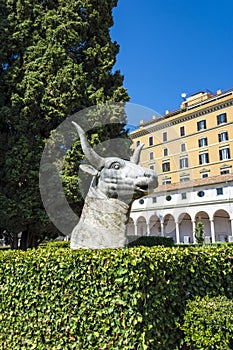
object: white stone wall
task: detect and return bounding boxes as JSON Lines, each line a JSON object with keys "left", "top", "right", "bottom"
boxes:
{"left": 129, "top": 183, "right": 233, "bottom": 243}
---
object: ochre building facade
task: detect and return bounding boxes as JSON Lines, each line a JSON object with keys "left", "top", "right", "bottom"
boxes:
{"left": 128, "top": 88, "right": 233, "bottom": 243}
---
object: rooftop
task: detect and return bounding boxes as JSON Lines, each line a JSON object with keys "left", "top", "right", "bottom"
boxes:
{"left": 153, "top": 173, "right": 233, "bottom": 194}
{"left": 131, "top": 87, "right": 233, "bottom": 133}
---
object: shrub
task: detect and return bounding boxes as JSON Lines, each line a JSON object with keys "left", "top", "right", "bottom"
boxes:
{"left": 181, "top": 295, "right": 233, "bottom": 349}
{"left": 39, "top": 240, "right": 70, "bottom": 249}
{"left": 127, "top": 235, "right": 174, "bottom": 247}
{"left": 0, "top": 245, "right": 232, "bottom": 349}
{"left": 194, "top": 221, "right": 205, "bottom": 245}
{"left": 0, "top": 246, "right": 10, "bottom": 251}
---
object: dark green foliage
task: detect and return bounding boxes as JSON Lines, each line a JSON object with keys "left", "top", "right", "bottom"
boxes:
{"left": 127, "top": 235, "right": 174, "bottom": 247}
{"left": 0, "top": 245, "right": 232, "bottom": 349}
{"left": 38, "top": 240, "right": 70, "bottom": 249}
{"left": 177, "top": 242, "right": 233, "bottom": 248}
{"left": 194, "top": 221, "right": 205, "bottom": 245}
{"left": 182, "top": 295, "right": 233, "bottom": 349}
{"left": 0, "top": 246, "right": 10, "bottom": 251}
{"left": 0, "top": 0, "right": 129, "bottom": 249}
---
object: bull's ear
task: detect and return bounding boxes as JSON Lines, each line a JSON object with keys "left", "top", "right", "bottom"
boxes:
{"left": 80, "top": 164, "right": 98, "bottom": 176}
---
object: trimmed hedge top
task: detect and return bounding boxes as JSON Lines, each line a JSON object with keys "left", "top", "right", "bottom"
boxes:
{"left": 182, "top": 295, "right": 233, "bottom": 349}
{"left": 127, "top": 235, "right": 174, "bottom": 247}
{"left": 0, "top": 245, "right": 233, "bottom": 349}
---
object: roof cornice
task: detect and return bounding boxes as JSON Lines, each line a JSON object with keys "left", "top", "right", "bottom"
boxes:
{"left": 131, "top": 96, "right": 233, "bottom": 139}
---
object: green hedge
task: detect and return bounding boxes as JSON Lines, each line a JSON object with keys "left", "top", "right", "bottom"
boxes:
{"left": 127, "top": 235, "right": 174, "bottom": 247}
{"left": 0, "top": 245, "right": 233, "bottom": 349}
{"left": 0, "top": 246, "right": 10, "bottom": 250}
{"left": 38, "top": 240, "right": 70, "bottom": 249}
{"left": 181, "top": 295, "right": 233, "bottom": 349}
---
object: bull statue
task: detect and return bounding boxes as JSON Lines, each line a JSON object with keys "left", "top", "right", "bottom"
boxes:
{"left": 70, "top": 122, "right": 158, "bottom": 249}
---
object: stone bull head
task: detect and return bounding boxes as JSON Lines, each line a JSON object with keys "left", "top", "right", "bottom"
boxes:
{"left": 70, "top": 122, "right": 158, "bottom": 249}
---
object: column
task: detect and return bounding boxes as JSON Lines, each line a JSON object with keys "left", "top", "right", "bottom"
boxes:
{"left": 230, "top": 219, "right": 233, "bottom": 240}
{"left": 192, "top": 221, "right": 196, "bottom": 244}
{"left": 136, "top": 224, "right": 140, "bottom": 236}
{"left": 175, "top": 221, "right": 180, "bottom": 244}
{"left": 161, "top": 221, "right": 164, "bottom": 237}
{"left": 210, "top": 219, "right": 216, "bottom": 243}
{"left": 147, "top": 223, "right": 150, "bottom": 236}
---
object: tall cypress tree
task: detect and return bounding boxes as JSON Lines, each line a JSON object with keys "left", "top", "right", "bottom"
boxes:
{"left": 0, "top": 0, "right": 129, "bottom": 249}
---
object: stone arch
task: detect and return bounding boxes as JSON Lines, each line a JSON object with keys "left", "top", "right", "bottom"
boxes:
{"left": 149, "top": 215, "right": 161, "bottom": 236}
{"left": 195, "top": 211, "right": 211, "bottom": 241}
{"left": 136, "top": 216, "right": 147, "bottom": 236}
{"left": 178, "top": 213, "right": 193, "bottom": 243}
{"left": 163, "top": 214, "right": 176, "bottom": 242}
{"left": 213, "top": 209, "right": 231, "bottom": 242}
{"left": 127, "top": 217, "right": 135, "bottom": 236}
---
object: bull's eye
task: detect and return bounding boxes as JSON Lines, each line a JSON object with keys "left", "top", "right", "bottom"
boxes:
{"left": 110, "top": 162, "right": 121, "bottom": 170}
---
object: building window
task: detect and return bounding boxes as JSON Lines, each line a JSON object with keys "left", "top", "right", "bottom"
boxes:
{"left": 217, "top": 112, "right": 227, "bottom": 125}
{"left": 150, "top": 165, "right": 154, "bottom": 171}
{"left": 163, "top": 132, "right": 167, "bottom": 142}
{"left": 202, "top": 173, "right": 209, "bottom": 178}
{"left": 180, "top": 126, "right": 185, "bottom": 136}
{"left": 200, "top": 168, "right": 210, "bottom": 177}
{"left": 163, "top": 148, "right": 168, "bottom": 157}
{"left": 197, "top": 191, "right": 205, "bottom": 197}
{"left": 180, "top": 157, "right": 189, "bottom": 169}
{"left": 180, "top": 176, "right": 190, "bottom": 182}
{"left": 181, "top": 193, "right": 187, "bottom": 199}
{"left": 221, "top": 169, "right": 230, "bottom": 175}
{"left": 162, "top": 176, "right": 171, "bottom": 185}
{"left": 216, "top": 187, "right": 223, "bottom": 195}
{"left": 148, "top": 136, "right": 153, "bottom": 146}
{"left": 218, "top": 131, "right": 228, "bottom": 142}
{"left": 136, "top": 140, "right": 140, "bottom": 147}
{"left": 152, "top": 197, "right": 157, "bottom": 203}
{"left": 198, "top": 137, "right": 208, "bottom": 147}
{"left": 166, "top": 195, "right": 172, "bottom": 201}
{"left": 199, "top": 153, "right": 209, "bottom": 165}
{"left": 149, "top": 152, "right": 154, "bottom": 160}
{"left": 219, "top": 147, "right": 230, "bottom": 160}
{"left": 162, "top": 161, "right": 170, "bottom": 172}
{"left": 181, "top": 143, "right": 186, "bottom": 152}
{"left": 139, "top": 199, "right": 144, "bottom": 205}
{"left": 197, "top": 120, "right": 206, "bottom": 131}
{"left": 162, "top": 179, "right": 171, "bottom": 185}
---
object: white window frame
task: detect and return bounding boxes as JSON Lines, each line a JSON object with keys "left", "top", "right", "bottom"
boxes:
{"left": 218, "top": 131, "right": 228, "bottom": 142}
{"left": 162, "top": 161, "right": 170, "bottom": 172}
{"left": 180, "top": 157, "right": 189, "bottom": 169}
{"left": 148, "top": 136, "right": 154, "bottom": 146}
{"left": 197, "top": 120, "right": 206, "bottom": 131}
{"left": 149, "top": 151, "right": 154, "bottom": 160}
{"left": 219, "top": 147, "right": 230, "bottom": 160}
{"left": 163, "top": 148, "right": 168, "bottom": 157}
{"left": 198, "top": 137, "right": 208, "bottom": 147}
{"left": 163, "top": 132, "right": 167, "bottom": 142}
{"left": 199, "top": 152, "right": 209, "bottom": 165}
{"left": 217, "top": 113, "right": 227, "bottom": 125}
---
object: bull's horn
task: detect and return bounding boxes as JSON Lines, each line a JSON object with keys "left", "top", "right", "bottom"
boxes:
{"left": 130, "top": 143, "right": 144, "bottom": 164}
{"left": 72, "top": 121, "right": 105, "bottom": 170}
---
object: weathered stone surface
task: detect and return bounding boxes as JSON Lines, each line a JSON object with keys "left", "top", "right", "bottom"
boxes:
{"left": 70, "top": 196, "right": 129, "bottom": 249}
{"left": 70, "top": 122, "right": 158, "bottom": 249}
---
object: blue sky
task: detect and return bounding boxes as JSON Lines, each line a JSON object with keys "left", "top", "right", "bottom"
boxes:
{"left": 111, "top": 0, "right": 233, "bottom": 125}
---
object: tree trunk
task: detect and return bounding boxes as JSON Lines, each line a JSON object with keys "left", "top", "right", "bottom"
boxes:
{"left": 11, "top": 233, "right": 19, "bottom": 250}
{"left": 20, "top": 230, "right": 29, "bottom": 251}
